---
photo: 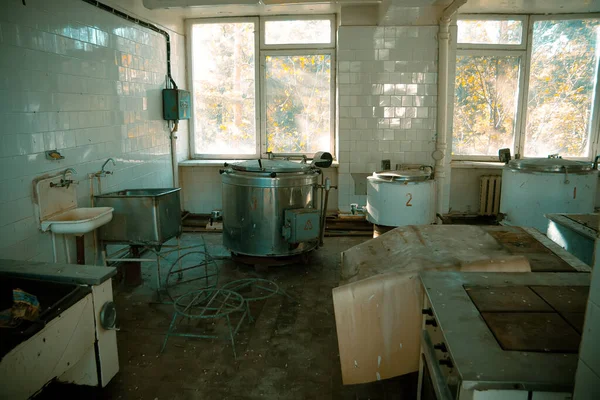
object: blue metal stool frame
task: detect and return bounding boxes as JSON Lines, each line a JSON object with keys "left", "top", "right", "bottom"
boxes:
{"left": 164, "top": 251, "right": 220, "bottom": 303}
{"left": 161, "top": 289, "right": 247, "bottom": 358}
{"left": 221, "top": 278, "right": 281, "bottom": 322}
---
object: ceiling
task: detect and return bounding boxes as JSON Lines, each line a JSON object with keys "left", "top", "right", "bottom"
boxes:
{"left": 143, "top": 0, "right": 600, "bottom": 19}
{"left": 142, "top": 0, "right": 379, "bottom": 17}
{"left": 459, "top": 0, "right": 600, "bottom": 14}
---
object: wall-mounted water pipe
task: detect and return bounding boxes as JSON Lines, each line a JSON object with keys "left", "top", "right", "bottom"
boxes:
{"left": 80, "top": 0, "right": 181, "bottom": 188}
{"left": 435, "top": 0, "right": 467, "bottom": 223}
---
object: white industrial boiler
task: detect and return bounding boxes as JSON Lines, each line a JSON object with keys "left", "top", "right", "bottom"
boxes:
{"left": 366, "top": 168, "right": 435, "bottom": 227}
{"left": 500, "top": 157, "right": 598, "bottom": 233}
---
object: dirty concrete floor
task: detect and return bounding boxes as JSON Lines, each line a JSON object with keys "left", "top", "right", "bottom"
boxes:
{"left": 38, "top": 233, "right": 417, "bottom": 400}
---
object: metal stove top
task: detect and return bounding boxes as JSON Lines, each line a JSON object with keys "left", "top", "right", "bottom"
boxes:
{"left": 420, "top": 271, "right": 591, "bottom": 393}
{"left": 466, "top": 284, "right": 587, "bottom": 352}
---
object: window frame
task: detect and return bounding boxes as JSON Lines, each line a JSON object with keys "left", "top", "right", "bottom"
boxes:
{"left": 186, "top": 15, "right": 336, "bottom": 160}
{"left": 186, "top": 17, "right": 261, "bottom": 160}
{"left": 260, "top": 49, "right": 336, "bottom": 157}
{"left": 260, "top": 15, "right": 336, "bottom": 50}
{"left": 452, "top": 13, "right": 600, "bottom": 161}
{"left": 456, "top": 14, "right": 528, "bottom": 50}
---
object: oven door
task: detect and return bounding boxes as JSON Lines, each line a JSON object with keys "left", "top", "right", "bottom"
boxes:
{"left": 418, "top": 330, "right": 455, "bottom": 400}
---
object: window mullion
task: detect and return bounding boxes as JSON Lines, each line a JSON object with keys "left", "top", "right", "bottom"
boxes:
{"left": 259, "top": 50, "right": 267, "bottom": 157}
{"left": 255, "top": 19, "right": 262, "bottom": 158}
{"left": 514, "top": 18, "right": 534, "bottom": 159}
{"left": 588, "top": 51, "right": 600, "bottom": 160}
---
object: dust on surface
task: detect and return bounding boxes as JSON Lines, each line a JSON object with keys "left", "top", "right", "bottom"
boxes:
{"left": 36, "top": 234, "right": 417, "bottom": 400}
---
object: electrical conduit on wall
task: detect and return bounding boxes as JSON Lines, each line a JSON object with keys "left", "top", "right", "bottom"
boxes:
{"left": 81, "top": 0, "right": 180, "bottom": 188}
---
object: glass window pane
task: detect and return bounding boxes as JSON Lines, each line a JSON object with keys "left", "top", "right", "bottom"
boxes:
{"left": 458, "top": 20, "right": 523, "bottom": 45}
{"left": 191, "top": 22, "right": 256, "bottom": 156}
{"left": 524, "top": 19, "right": 600, "bottom": 158}
{"left": 452, "top": 55, "right": 521, "bottom": 156}
{"left": 265, "top": 20, "right": 331, "bottom": 45}
{"left": 265, "top": 54, "right": 331, "bottom": 153}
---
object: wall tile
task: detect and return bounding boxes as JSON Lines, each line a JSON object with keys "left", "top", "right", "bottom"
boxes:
{"left": 336, "top": 25, "right": 438, "bottom": 211}
{"left": 0, "top": 0, "right": 188, "bottom": 262}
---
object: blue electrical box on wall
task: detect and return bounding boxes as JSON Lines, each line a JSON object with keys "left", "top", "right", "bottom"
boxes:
{"left": 162, "top": 89, "right": 191, "bottom": 121}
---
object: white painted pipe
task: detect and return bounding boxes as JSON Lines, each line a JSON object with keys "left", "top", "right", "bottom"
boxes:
{"left": 435, "top": 0, "right": 467, "bottom": 223}
{"left": 90, "top": 174, "right": 98, "bottom": 265}
{"left": 170, "top": 121, "right": 179, "bottom": 188}
{"left": 51, "top": 232, "right": 58, "bottom": 263}
{"left": 63, "top": 234, "right": 71, "bottom": 264}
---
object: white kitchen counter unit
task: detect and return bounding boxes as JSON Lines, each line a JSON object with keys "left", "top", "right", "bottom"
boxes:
{"left": 0, "top": 260, "right": 119, "bottom": 399}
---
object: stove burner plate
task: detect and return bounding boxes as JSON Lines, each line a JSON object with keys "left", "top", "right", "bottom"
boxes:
{"left": 481, "top": 312, "right": 581, "bottom": 353}
{"left": 561, "top": 312, "right": 586, "bottom": 333}
{"left": 465, "top": 286, "right": 553, "bottom": 312}
{"left": 530, "top": 286, "right": 589, "bottom": 313}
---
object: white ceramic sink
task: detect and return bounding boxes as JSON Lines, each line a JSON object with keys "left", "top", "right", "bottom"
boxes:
{"left": 40, "top": 207, "right": 114, "bottom": 235}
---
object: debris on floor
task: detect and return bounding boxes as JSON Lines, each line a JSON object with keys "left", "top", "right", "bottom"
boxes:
{"left": 37, "top": 233, "right": 418, "bottom": 399}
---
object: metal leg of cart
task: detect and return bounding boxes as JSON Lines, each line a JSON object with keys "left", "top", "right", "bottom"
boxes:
{"left": 101, "top": 239, "right": 208, "bottom": 304}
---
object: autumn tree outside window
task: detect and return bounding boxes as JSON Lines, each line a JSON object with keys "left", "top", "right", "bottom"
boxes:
{"left": 187, "top": 16, "right": 335, "bottom": 159}
{"left": 452, "top": 15, "right": 600, "bottom": 161}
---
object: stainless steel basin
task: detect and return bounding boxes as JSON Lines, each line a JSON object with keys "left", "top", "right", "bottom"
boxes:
{"left": 95, "top": 188, "right": 181, "bottom": 246}
{"left": 111, "top": 189, "right": 176, "bottom": 197}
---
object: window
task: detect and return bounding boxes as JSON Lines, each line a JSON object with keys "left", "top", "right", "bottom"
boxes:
{"left": 457, "top": 19, "right": 523, "bottom": 45}
{"left": 188, "top": 16, "right": 335, "bottom": 159}
{"left": 452, "top": 16, "right": 600, "bottom": 160}
{"left": 190, "top": 21, "right": 257, "bottom": 156}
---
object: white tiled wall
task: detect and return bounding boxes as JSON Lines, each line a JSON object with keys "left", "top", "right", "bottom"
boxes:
{"left": 0, "top": 0, "right": 187, "bottom": 262}
{"left": 337, "top": 25, "right": 438, "bottom": 212}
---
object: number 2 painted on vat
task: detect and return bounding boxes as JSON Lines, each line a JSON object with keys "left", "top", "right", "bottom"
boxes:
{"left": 406, "top": 193, "right": 413, "bottom": 207}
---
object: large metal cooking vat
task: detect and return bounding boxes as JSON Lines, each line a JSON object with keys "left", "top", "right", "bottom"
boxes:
{"left": 95, "top": 188, "right": 181, "bottom": 246}
{"left": 221, "top": 159, "right": 321, "bottom": 257}
{"left": 366, "top": 168, "right": 435, "bottom": 227}
{"left": 500, "top": 158, "right": 597, "bottom": 233}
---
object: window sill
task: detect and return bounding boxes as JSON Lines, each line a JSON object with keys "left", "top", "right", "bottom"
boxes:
{"left": 450, "top": 160, "right": 505, "bottom": 169}
{"left": 179, "top": 159, "right": 339, "bottom": 168}
{"left": 179, "top": 160, "right": 239, "bottom": 167}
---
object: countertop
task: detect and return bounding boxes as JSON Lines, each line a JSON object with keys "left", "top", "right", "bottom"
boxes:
{"left": 0, "top": 259, "right": 117, "bottom": 285}
{"left": 546, "top": 213, "right": 599, "bottom": 239}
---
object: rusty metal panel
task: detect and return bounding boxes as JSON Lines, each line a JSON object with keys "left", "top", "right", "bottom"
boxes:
{"left": 481, "top": 312, "right": 581, "bottom": 353}
{"left": 524, "top": 253, "right": 576, "bottom": 272}
{"left": 465, "top": 286, "right": 553, "bottom": 312}
{"left": 564, "top": 214, "right": 598, "bottom": 232}
{"left": 483, "top": 227, "right": 575, "bottom": 272}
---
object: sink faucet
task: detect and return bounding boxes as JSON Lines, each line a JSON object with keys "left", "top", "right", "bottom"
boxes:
{"left": 96, "top": 158, "right": 116, "bottom": 177}
{"left": 63, "top": 167, "right": 76, "bottom": 181}
{"left": 51, "top": 168, "right": 77, "bottom": 189}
